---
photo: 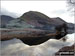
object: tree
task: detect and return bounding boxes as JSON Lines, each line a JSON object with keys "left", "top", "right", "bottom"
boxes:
{"left": 67, "top": 0, "right": 75, "bottom": 16}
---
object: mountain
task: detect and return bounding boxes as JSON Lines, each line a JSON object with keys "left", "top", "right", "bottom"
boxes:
{"left": 0, "top": 15, "right": 14, "bottom": 28}
{"left": 1, "top": 11, "right": 74, "bottom": 46}
{"left": 18, "top": 11, "right": 68, "bottom": 45}
{"left": 19, "top": 11, "right": 66, "bottom": 29}
{"left": 19, "top": 11, "right": 74, "bottom": 34}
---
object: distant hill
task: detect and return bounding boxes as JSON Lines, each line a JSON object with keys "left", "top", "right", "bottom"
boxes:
{"left": 66, "top": 23, "right": 74, "bottom": 34}
{"left": 0, "top": 15, "right": 14, "bottom": 28}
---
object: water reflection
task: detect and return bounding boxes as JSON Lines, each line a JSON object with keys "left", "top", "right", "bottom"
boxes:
{"left": 1, "top": 33, "right": 74, "bottom": 56}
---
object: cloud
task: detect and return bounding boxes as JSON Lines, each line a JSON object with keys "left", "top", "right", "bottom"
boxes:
{"left": 1, "top": 1, "right": 67, "bottom": 18}
{"left": 1, "top": 8, "right": 19, "bottom": 18}
{"left": 51, "top": 9, "right": 66, "bottom": 15}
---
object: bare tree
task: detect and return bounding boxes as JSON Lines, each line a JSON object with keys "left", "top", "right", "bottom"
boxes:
{"left": 67, "top": 0, "right": 75, "bottom": 16}
{"left": 67, "top": 0, "right": 75, "bottom": 9}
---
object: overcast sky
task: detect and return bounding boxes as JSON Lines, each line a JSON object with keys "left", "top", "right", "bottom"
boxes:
{"left": 1, "top": 1, "right": 74, "bottom": 23}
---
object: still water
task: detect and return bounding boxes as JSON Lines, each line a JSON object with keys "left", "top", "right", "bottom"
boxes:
{"left": 1, "top": 33, "right": 74, "bottom": 56}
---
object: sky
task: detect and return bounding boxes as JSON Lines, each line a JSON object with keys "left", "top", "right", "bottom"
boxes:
{"left": 1, "top": 1, "right": 74, "bottom": 23}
